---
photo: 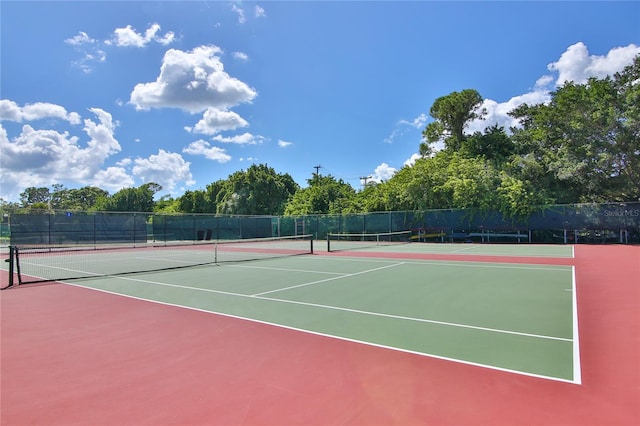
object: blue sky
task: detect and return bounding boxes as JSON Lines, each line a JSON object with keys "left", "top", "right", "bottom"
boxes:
{"left": 1, "top": 1, "right": 639, "bottom": 202}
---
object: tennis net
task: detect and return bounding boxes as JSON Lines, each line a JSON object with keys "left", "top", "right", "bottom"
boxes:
{"left": 327, "top": 231, "right": 412, "bottom": 252}
{"left": 3, "top": 234, "right": 314, "bottom": 288}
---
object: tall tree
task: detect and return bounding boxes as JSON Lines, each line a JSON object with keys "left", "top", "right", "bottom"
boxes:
{"left": 218, "top": 164, "right": 298, "bottom": 215}
{"left": 19, "top": 187, "right": 51, "bottom": 207}
{"left": 612, "top": 55, "right": 640, "bottom": 201}
{"left": 509, "top": 57, "right": 640, "bottom": 203}
{"left": 97, "top": 183, "right": 161, "bottom": 212}
{"left": 64, "top": 186, "right": 109, "bottom": 210}
{"left": 421, "top": 89, "right": 486, "bottom": 153}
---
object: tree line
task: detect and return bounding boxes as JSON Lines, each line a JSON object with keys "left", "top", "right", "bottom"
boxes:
{"left": 4, "top": 56, "right": 639, "bottom": 218}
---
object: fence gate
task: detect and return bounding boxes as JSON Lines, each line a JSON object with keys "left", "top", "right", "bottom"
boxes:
{"left": 620, "top": 229, "right": 628, "bottom": 244}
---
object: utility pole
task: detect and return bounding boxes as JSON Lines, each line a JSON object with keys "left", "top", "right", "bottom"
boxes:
{"left": 313, "top": 165, "right": 322, "bottom": 181}
{"left": 360, "top": 175, "right": 372, "bottom": 189}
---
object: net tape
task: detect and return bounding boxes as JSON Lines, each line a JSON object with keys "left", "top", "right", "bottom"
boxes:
{"left": 327, "top": 230, "right": 411, "bottom": 252}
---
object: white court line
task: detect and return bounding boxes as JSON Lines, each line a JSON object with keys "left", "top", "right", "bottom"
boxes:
{"left": 571, "top": 266, "right": 582, "bottom": 384}
{"left": 229, "top": 264, "right": 344, "bottom": 275}
{"left": 314, "top": 255, "right": 571, "bottom": 272}
{"left": 254, "top": 294, "right": 572, "bottom": 343}
{"left": 252, "top": 262, "right": 405, "bottom": 297}
{"left": 449, "top": 245, "right": 478, "bottom": 253}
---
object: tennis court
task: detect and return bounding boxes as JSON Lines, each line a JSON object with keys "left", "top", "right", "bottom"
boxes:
{"left": 1, "top": 239, "right": 638, "bottom": 425}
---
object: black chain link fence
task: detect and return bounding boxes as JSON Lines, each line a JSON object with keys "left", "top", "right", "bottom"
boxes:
{"left": 7, "top": 202, "right": 639, "bottom": 245}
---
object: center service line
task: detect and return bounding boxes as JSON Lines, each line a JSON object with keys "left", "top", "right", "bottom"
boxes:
{"left": 251, "top": 262, "right": 405, "bottom": 297}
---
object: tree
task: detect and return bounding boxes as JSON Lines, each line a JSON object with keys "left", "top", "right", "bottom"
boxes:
{"left": 154, "top": 195, "right": 180, "bottom": 213}
{"left": 612, "top": 55, "right": 640, "bottom": 201}
{"left": 0, "top": 198, "right": 20, "bottom": 212}
{"left": 509, "top": 57, "right": 640, "bottom": 203}
{"left": 20, "top": 187, "right": 51, "bottom": 207}
{"left": 217, "top": 164, "right": 299, "bottom": 215}
{"left": 462, "top": 124, "right": 515, "bottom": 163}
{"left": 284, "top": 175, "right": 355, "bottom": 215}
{"left": 421, "top": 89, "right": 486, "bottom": 153}
{"left": 97, "top": 183, "right": 161, "bottom": 212}
{"left": 496, "top": 172, "right": 550, "bottom": 218}
{"left": 67, "top": 186, "right": 109, "bottom": 210}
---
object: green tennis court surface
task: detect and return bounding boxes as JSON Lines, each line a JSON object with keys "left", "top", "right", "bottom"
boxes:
{"left": 328, "top": 239, "right": 575, "bottom": 257}
{"left": 26, "top": 244, "right": 578, "bottom": 384}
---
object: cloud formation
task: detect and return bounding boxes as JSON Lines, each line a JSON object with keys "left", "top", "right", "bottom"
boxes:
{"left": 211, "top": 132, "right": 264, "bottom": 145}
{"left": 0, "top": 108, "right": 123, "bottom": 194}
{"left": 132, "top": 149, "right": 194, "bottom": 191}
{"left": 64, "top": 31, "right": 106, "bottom": 74}
{"left": 192, "top": 108, "right": 249, "bottom": 135}
{"left": 0, "top": 106, "right": 195, "bottom": 199}
{"left": 233, "top": 51, "right": 249, "bottom": 61}
{"left": 65, "top": 23, "right": 176, "bottom": 73}
{"left": 183, "top": 139, "right": 232, "bottom": 162}
{"left": 0, "top": 100, "right": 81, "bottom": 125}
{"left": 548, "top": 42, "right": 640, "bottom": 86}
{"left": 371, "top": 163, "right": 397, "bottom": 183}
{"left": 107, "top": 23, "right": 176, "bottom": 48}
{"left": 130, "top": 45, "right": 257, "bottom": 113}
{"left": 385, "top": 113, "right": 428, "bottom": 144}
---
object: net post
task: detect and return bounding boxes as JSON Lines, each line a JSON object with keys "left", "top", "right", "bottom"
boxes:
{"left": 310, "top": 236, "right": 314, "bottom": 254}
{"left": 327, "top": 233, "right": 331, "bottom": 252}
{"left": 14, "top": 246, "right": 23, "bottom": 285}
{"left": 2, "top": 245, "right": 15, "bottom": 289}
{"left": 9, "top": 245, "right": 14, "bottom": 288}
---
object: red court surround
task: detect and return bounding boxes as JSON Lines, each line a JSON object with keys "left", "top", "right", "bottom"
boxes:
{"left": 1, "top": 245, "right": 638, "bottom": 425}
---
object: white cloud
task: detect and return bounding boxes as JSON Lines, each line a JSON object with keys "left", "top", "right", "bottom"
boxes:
{"left": 0, "top": 109, "right": 128, "bottom": 199}
{"left": 371, "top": 163, "right": 397, "bottom": 182}
{"left": 255, "top": 5, "right": 266, "bottom": 18}
{"left": 400, "top": 113, "right": 428, "bottom": 129}
{"left": 0, "top": 100, "right": 82, "bottom": 125}
{"left": 278, "top": 139, "right": 293, "bottom": 148}
{"left": 211, "top": 132, "right": 264, "bottom": 145}
{"left": 65, "top": 31, "right": 96, "bottom": 46}
{"left": 548, "top": 42, "right": 640, "bottom": 86}
{"left": 403, "top": 153, "right": 422, "bottom": 167}
{"left": 232, "top": 5, "right": 246, "bottom": 24}
{"left": 466, "top": 89, "right": 552, "bottom": 135}
{"left": 0, "top": 107, "right": 201, "bottom": 200}
{"left": 92, "top": 167, "right": 135, "bottom": 193}
{"left": 64, "top": 31, "right": 106, "bottom": 73}
{"left": 130, "top": 45, "right": 257, "bottom": 113}
{"left": 65, "top": 23, "right": 175, "bottom": 74}
{"left": 192, "top": 108, "right": 249, "bottom": 135}
{"left": 132, "top": 149, "right": 194, "bottom": 191}
{"left": 183, "top": 139, "right": 232, "bottom": 162}
{"left": 108, "top": 23, "right": 175, "bottom": 48}
{"left": 233, "top": 51, "right": 249, "bottom": 61}
{"left": 385, "top": 113, "right": 428, "bottom": 144}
